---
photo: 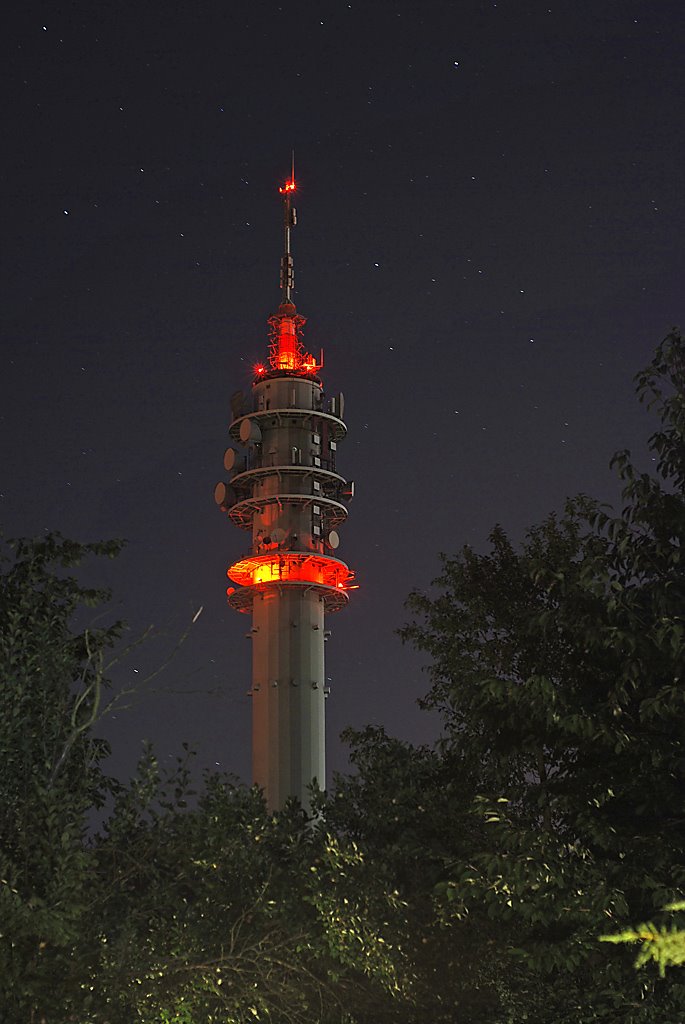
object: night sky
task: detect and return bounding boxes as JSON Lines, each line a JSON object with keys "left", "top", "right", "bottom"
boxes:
{"left": 3, "top": 1, "right": 683, "bottom": 788}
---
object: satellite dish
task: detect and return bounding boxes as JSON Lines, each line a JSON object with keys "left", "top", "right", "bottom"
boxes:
{"left": 214, "top": 482, "right": 236, "bottom": 508}
{"left": 239, "top": 418, "right": 262, "bottom": 444}
{"left": 224, "top": 447, "right": 237, "bottom": 471}
{"left": 327, "top": 530, "right": 340, "bottom": 550}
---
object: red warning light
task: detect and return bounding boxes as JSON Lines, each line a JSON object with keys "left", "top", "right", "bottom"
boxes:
{"left": 279, "top": 179, "right": 296, "bottom": 194}
{"left": 254, "top": 363, "right": 266, "bottom": 376}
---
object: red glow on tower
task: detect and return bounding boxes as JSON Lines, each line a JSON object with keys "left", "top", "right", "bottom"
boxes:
{"left": 274, "top": 313, "right": 298, "bottom": 370}
{"left": 225, "top": 552, "right": 354, "bottom": 612}
{"left": 264, "top": 307, "right": 322, "bottom": 376}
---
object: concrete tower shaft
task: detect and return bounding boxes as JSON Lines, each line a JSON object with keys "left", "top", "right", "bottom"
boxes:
{"left": 251, "top": 589, "right": 325, "bottom": 811}
{"left": 214, "top": 170, "right": 355, "bottom": 811}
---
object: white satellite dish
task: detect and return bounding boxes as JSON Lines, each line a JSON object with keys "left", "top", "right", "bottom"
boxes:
{"left": 213, "top": 482, "right": 236, "bottom": 508}
{"left": 240, "top": 418, "right": 262, "bottom": 444}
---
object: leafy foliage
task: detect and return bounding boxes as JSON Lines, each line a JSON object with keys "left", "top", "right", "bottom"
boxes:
{"left": 602, "top": 901, "right": 685, "bottom": 976}
{"left": 328, "top": 730, "right": 522, "bottom": 1023}
{"left": 0, "top": 534, "right": 404, "bottom": 1023}
{"left": 379, "top": 330, "right": 685, "bottom": 1021}
{"left": 0, "top": 532, "right": 124, "bottom": 1017}
{"left": 87, "top": 756, "right": 405, "bottom": 1024}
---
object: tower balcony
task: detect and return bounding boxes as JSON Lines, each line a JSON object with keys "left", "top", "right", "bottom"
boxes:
{"left": 228, "top": 492, "right": 348, "bottom": 531}
{"left": 225, "top": 551, "right": 354, "bottom": 614}
{"left": 227, "top": 464, "right": 351, "bottom": 501}
{"left": 229, "top": 408, "right": 347, "bottom": 444}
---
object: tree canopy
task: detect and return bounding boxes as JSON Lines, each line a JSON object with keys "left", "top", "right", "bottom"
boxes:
{"left": 394, "top": 330, "right": 685, "bottom": 1020}
{"left": 328, "top": 329, "right": 685, "bottom": 1022}
{"left": 0, "top": 534, "right": 404, "bottom": 1022}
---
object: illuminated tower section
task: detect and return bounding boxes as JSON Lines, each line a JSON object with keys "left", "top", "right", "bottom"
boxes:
{"left": 214, "top": 170, "right": 355, "bottom": 811}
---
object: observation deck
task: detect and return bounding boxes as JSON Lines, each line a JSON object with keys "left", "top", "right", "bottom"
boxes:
{"left": 226, "top": 550, "right": 353, "bottom": 614}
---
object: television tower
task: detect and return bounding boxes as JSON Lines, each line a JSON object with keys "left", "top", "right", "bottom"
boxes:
{"left": 214, "top": 165, "right": 355, "bottom": 811}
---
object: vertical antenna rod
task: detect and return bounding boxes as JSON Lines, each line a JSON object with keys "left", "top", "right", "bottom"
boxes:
{"left": 279, "top": 152, "right": 297, "bottom": 304}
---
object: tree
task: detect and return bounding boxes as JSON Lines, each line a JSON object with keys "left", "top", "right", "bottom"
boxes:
{"left": 327, "top": 728, "right": 516, "bottom": 1023}
{"left": 86, "top": 761, "right": 406, "bottom": 1024}
{"left": 337, "top": 331, "right": 685, "bottom": 1022}
{"left": 0, "top": 532, "right": 124, "bottom": 1019}
{"left": 0, "top": 533, "right": 406, "bottom": 1023}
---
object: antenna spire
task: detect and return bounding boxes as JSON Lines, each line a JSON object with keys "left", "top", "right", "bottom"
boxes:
{"left": 278, "top": 152, "right": 297, "bottom": 305}
{"left": 268, "top": 159, "right": 321, "bottom": 376}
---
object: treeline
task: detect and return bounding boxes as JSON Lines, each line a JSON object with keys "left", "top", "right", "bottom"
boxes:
{"left": 1, "top": 332, "right": 684, "bottom": 1023}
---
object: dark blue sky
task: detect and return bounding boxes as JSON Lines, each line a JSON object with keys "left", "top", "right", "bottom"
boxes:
{"left": 3, "top": 0, "right": 683, "bottom": 786}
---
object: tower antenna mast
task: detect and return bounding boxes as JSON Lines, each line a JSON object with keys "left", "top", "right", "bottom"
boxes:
{"left": 214, "top": 163, "right": 357, "bottom": 812}
{"left": 279, "top": 150, "right": 297, "bottom": 304}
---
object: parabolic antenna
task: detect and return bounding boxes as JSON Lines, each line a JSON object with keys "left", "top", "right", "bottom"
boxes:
{"left": 240, "top": 418, "right": 262, "bottom": 444}
{"left": 214, "top": 482, "right": 237, "bottom": 508}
